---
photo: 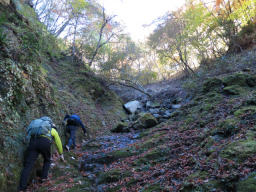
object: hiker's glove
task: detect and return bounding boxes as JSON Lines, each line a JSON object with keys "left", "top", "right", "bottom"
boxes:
{"left": 60, "top": 154, "right": 65, "bottom": 161}
{"left": 62, "top": 121, "right": 66, "bottom": 126}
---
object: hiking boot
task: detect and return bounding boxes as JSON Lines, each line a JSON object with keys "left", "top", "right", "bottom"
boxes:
{"left": 39, "top": 178, "right": 48, "bottom": 183}
{"left": 65, "top": 145, "right": 70, "bottom": 151}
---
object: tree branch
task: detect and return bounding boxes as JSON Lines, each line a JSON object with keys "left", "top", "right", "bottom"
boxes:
{"left": 106, "top": 79, "right": 152, "bottom": 98}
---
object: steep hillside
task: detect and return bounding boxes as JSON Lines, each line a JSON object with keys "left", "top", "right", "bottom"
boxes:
{"left": 0, "top": 1, "right": 126, "bottom": 191}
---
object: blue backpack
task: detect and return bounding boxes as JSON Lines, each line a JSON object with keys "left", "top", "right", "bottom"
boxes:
{"left": 26, "top": 116, "right": 53, "bottom": 142}
{"left": 70, "top": 114, "right": 81, "bottom": 121}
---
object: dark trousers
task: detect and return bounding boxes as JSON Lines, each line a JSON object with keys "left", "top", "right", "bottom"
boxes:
{"left": 19, "top": 137, "right": 51, "bottom": 190}
{"left": 66, "top": 125, "right": 77, "bottom": 148}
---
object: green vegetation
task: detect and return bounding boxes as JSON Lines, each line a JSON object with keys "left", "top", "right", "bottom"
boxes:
{"left": 98, "top": 169, "right": 128, "bottom": 184}
{"left": 221, "top": 138, "right": 256, "bottom": 162}
{"left": 142, "top": 184, "right": 164, "bottom": 192}
{"left": 236, "top": 173, "right": 256, "bottom": 192}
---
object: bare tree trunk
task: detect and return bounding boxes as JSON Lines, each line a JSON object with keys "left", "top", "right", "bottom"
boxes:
{"left": 88, "top": 8, "right": 115, "bottom": 67}
{"left": 72, "top": 17, "right": 79, "bottom": 62}
{"left": 107, "top": 80, "right": 151, "bottom": 98}
{"left": 176, "top": 45, "right": 195, "bottom": 75}
{"left": 55, "top": 19, "right": 70, "bottom": 37}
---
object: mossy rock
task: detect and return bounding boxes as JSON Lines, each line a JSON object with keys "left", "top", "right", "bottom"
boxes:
{"left": 221, "top": 138, "right": 256, "bottom": 162}
{"left": 139, "top": 136, "right": 168, "bottom": 151}
{"left": 236, "top": 173, "right": 256, "bottom": 192}
{"left": 97, "top": 169, "right": 129, "bottom": 184}
{"left": 213, "top": 118, "right": 239, "bottom": 137}
{"left": 204, "top": 91, "right": 223, "bottom": 103}
{"left": 111, "top": 122, "right": 129, "bottom": 133}
{"left": 223, "top": 72, "right": 249, "bottom": 87}
{"left": 140, "top": 138, "right": 156, "bottom": 149}
{"left": 82, "top": 141, "right": 102, "bottom": 150}
{"left": 143, "top": 148, "right": 169, "bottom": 160}
{"left": 142, "top": 184, "right": 164, "bottom": 192}
{"left": 202, "top": 103, "right": 214, "bottom": 112}
{"left": 132, "top": 113, "right": 158, "bottom": 130}
{"left": 181, "top": 179, "right": 224, "bottom": 192}
{"left": 244, "top": 98, "right": 256, "bottom": 106}
{"left": 109, "top": 148, "right": 136, "bottom": 159}
{"left": 202, "top": 77, "right": 223, "bottom": 93}
{"left": 134, "top": 147, "right": 170, "bottom": 166}
{"left": 223, "top": 85, "right": 244, "bottom": 95}
{"left": 147, "top": 101, "right": 161, "bottom": 108}
{"left": 169, "top": 110, "right": 182, "bottom": 119}
{"left": 246, "top": 75, "right": 256, "bottom": 87}
{"left": 184, "top": 116, "right": 195, "bottom": 126}
{"left": 234, "top": 106, "right": 256, "bottom": 117}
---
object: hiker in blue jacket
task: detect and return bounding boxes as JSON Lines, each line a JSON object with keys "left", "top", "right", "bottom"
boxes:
{"left": 63, "top": 114, "right": 86, "bottom": 151}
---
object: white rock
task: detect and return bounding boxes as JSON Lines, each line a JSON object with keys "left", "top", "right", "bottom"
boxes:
{"left": 124, "top": 100, "right": 141, "bottom": 114}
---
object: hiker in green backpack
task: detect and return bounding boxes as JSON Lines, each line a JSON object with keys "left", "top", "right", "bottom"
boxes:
{"left": 18, "top": 116, "right": 64, "bottom": 192}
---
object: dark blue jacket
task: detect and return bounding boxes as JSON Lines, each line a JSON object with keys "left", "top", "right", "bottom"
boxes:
{"left": 64, "top": 114, "right": 86, "bottom": 133}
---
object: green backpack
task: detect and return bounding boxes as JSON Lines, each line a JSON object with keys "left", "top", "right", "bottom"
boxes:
{"left": 26, "top": 116, "right": 53, "bottom": 142}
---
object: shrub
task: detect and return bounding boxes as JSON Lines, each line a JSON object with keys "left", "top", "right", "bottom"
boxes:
{"left": 0, "top": 14, "right": 7, "bottom": 46}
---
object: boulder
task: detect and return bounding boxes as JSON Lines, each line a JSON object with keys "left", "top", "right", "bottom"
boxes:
{"left": 132, "top": 113, "right": 158, "bottom": 130}
{"left": 223, "top": 72, "right": 249, "bottom": 87}
{"left": 247, "top": 75, "right": 256, "bottom": 87}
{"left": 123, "top": 100, "right": 141, "bottom": 114}
{"left": 111, "top": 122, "right": 130, "bottom": 133}
{"left": 223, "top": 85, "right": 243, "bottom": 95}
{"left": 202, "top": 77, "right": 223, "bottom": 93}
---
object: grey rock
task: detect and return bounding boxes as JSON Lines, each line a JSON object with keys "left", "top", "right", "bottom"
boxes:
{"left": 164, "top": 110, "right": 172, "bottom": 117}
{"left": 149, "top": 108, "right": 160, "bottom": 114}
{"left": 153, "top": 114, "right": 161, "bottom": 119}
{"left": 172, "top": 104, "right": 181, "bottom": 109}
